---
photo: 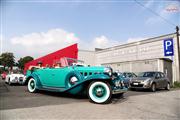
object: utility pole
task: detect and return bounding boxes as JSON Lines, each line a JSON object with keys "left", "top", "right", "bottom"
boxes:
{"left": 176, "top": 26, "right": 180, "bottom": 82}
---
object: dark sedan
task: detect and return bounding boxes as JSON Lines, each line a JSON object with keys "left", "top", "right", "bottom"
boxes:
{"left": 115, "top": 72, "right": 137, "bottom": 88}
{"left": 122, "top": 72, "right": 137, "bottom": 88}
{"left": 129, "top": 71, "right": 170, "bottom": 92}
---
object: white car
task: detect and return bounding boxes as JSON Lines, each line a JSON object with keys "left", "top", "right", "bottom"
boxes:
{"left": 5, "top": 73, "right": 26, "bottom": 85}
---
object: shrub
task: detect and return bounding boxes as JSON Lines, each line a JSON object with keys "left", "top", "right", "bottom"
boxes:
{"left": 173, "top": 81, "right": 180, "bottom": 88}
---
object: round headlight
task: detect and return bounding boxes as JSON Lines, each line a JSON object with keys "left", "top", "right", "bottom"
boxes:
{"left": 104, "top": 67, "right": 112, "bottom": 76}
{"left": 70, "top": 76, "right": 78, "bottom": 85}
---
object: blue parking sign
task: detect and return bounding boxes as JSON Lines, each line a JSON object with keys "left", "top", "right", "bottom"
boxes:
{"left": 164, "top": 38, "right": 174, "bottom": 56}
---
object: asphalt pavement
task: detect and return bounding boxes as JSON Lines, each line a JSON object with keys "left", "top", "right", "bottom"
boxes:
{"left": 0, "top": 78, "right": 180, "bottom": 120}
{"left": 0, "top": 78, "right": 159, "bottom": 110}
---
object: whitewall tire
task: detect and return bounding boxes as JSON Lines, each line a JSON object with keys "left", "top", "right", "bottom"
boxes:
{"left": 8, "top": 79, "right": 11, "bottom": 86}
{"left": 28, "top": 78, "right": 37, "bottom": 93}
{"left": 165, "top": 83, "right": 170, "bottom": 91}
{"left": 88, "top": 81, "right": 112, "bottom": 104}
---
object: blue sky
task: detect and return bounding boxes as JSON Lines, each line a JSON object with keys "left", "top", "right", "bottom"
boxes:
{"left": 0, "top": 0, "right": 180, "bottom": 59}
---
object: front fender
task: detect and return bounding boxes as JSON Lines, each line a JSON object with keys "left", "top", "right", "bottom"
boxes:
{"left": 26, "top": 72, "right": 42, "bottom": 88}
{"left": 65, "top": 73, "right": 111, "bottom": 94}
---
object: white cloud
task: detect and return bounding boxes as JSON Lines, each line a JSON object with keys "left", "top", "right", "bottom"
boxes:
{"left": 165, "top": 4, "right": 180, "bottom": 13}
{"left": 92, "top": 35, "right": 119, "bottom": 48}
{"left": 145, "top": 1, "right": 179, "bottom": 25}
{"left": 10, "top": 29, "right": 120, "bottom": 59}
{"left": 10, "top": 28, "right": 79, "bottom": 58}
{"left": 11, "top": 28, "right": 79, "bottom": 47}
{"left": 7, "top": 28, "right": 123, "bottom": 59}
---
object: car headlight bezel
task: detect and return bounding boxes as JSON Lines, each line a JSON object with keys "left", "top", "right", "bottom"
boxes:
{"left": 69, "top": 76, "right": 78, "bottom": 85}
{"left": 143, "top": 78, "right": 151, "bottom": 84}
{"left": 104, "top": 67, "right": 113, "bottom": 76}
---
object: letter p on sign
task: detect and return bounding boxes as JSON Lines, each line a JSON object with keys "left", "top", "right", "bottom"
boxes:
{"left": 164, "top": 38, "right": 174, "bottom": 56}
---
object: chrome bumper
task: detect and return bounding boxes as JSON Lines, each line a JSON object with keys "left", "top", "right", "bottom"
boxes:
{"left": 129, "top": 86, "right": 150, "bottom": 89}
{"left": 129, "top": 83, "right": 151, "bottom": 89}
{"left": 11, "top": 80, "right": 19, "bottom": 83}
{"left": 112, "top": 88, "right": 127, "bottom": 94}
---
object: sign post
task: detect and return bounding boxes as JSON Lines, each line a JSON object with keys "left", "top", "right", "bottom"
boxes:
{"left": 164, "top": 38, "right": 174, "bottom": 56}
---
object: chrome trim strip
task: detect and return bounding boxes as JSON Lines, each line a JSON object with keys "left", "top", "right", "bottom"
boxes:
{"left": 112, "top": 89, "right": 127, "bottom": 94}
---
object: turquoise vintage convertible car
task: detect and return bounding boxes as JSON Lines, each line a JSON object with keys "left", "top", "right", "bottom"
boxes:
{"left": 26, "top": 57, "right": 127, "bottom": 104}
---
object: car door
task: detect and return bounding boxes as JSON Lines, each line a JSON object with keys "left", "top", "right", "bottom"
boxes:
{"left": 50, "top": 67, "right": 73, "bottom": 87}
{"left": 160, "top": 72, "right": 167, "bottom": 88}
{"left": 37, "top": 68, "right": 55, "bottom": 86}
{"left": 154, "top": 72, "right": 162, "bottom": 88}
{"left": 38, "top": 67, "right": 73, "bottom": 88}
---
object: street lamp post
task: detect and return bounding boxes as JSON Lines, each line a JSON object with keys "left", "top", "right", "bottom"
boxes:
{"left": 176, "top": 26, "right": 180, "bottom": 82}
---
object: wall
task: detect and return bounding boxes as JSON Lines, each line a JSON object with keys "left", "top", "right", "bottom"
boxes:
{"left": 24, "top": 44, "right": 78, "bottom": 73}
{"left": 102, "top": 59, "right": 158, "bottom": 73}
{"left": 78, "top": 50, "right": 96, "bottom": 66}
{"left": 95, "top": 33, "right": 179, "bottom": 82}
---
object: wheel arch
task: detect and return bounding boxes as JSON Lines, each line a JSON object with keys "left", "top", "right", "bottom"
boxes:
{"left": 151, "top": 81, "right": 157, "bottom": 86}
{"left": 65, "top": 78, "right": 111, "bottom": 95}
{"left": 25, "top": 73, "right": 42, "bottom": 87}
{"left": 83, "top": 79, "right": 112, "bottom": 92}
{"left": 25, "top": 76, "right": 33, "bottom": 85}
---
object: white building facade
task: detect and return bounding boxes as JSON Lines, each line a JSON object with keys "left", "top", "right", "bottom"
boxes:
{"left": 79, "top": 33, "right": 180, "bottom": 83}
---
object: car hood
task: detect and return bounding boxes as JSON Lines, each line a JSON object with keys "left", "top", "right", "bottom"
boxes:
{"left": 8, "top": 74, "right": 25, "bottom": 77}
{"left": 74, "top": 66, "right": 105, "bottom": 72}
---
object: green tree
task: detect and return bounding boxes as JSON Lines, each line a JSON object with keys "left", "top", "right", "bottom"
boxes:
{"left": 18, "top": 56, "right": 34, "bottom": 70}
{"left": 0, "top": 52, "right": 15, "bottom": 69}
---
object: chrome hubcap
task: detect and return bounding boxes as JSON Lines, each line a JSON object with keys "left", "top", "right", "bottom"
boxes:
{"left": 93, "top": 86, "right": 106, "bottom": 97}
{"left": 30, "top": 81, "right": 35, "bottom": 89}
{"left": 96, "top": 88, "right": 103, "bottom": 96}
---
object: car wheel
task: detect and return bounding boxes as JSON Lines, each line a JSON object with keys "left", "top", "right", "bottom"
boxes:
{"left": 8, "top": 79, "right": 11, "bottom": 86}
{"left": 28, "top": 78, "right": 37, "bottom": 93}
{"left": 88, "top": 81, "right": 112, "bottom": 104}
{"left": 151, "top": 83, "right": 156, "bottom": 92}
{"left": 165, "top": 83, "right": 170, "bottom": 91}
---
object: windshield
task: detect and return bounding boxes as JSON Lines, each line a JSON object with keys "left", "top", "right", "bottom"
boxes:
{"left": 66, "top": 58, "right": 85, "bottom": 66}
{"left": 58, "top": 57, "right": 85, "bottom": 67}
{"left": 138, "top": 72, "right": 155, "bottom": 77}
{"left": 10, "top": 70, "right": 22, "bottom": 74}
{"left": 123, "top": 72, "right": 136, "bottom": 78}
{"left": 115, "top": 72, "right": 125, "bottom": 78}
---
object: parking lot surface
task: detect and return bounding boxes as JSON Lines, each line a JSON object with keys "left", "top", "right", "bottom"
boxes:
{"left": 0, "top": 78, "right": 180, "bottom": 120}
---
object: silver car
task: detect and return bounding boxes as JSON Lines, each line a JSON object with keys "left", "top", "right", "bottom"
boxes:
{"left": 129, "top": 71, "right": 170, "bottom": 92}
